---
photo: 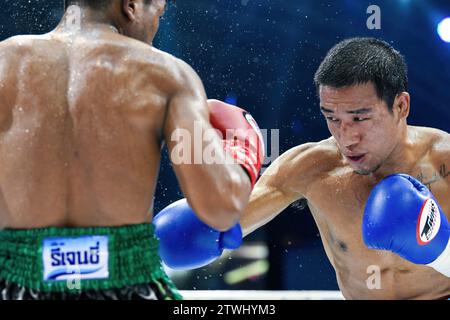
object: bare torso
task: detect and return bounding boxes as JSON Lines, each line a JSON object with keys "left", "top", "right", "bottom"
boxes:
{"left": 0, "top": 31, "right": 177, "bottom": 228}
{"left": 304, "top": 128, "right": 450, "bottom": 299}
{"left": 242, "top": 126, "right": 450, "bottom": 299}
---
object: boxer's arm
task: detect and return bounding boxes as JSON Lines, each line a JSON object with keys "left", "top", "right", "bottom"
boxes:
{"left": 163, "top": 59, "right": 251, "bottom": 231}
{"left": 241, "top": 143, "right": 316, "bottom": 237}
{"left": 430, "top": 130, "right": 450, "bottom": 217}
{"left": 240, "top": 174, "right": 299, "bottom": 237}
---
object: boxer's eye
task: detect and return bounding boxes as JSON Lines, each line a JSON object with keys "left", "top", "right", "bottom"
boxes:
{"left": 326, "top": 117, "right": 340, "bottom": 123}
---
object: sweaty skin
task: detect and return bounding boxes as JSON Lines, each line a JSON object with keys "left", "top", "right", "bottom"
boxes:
{"left": 241, "top": 83, "right": 450, "bottom": 299}
{"left": 0, "top": 5, "right": 250, "bottom": 231}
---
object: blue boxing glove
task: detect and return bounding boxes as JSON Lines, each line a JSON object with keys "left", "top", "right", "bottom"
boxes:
{"left": 363, "top": 174, "right": 450, "bottom": 277}
{"left": 153, "top": 199, "right": 243, "bottom": 270}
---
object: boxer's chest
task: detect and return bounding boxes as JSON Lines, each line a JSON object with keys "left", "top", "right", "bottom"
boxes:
{"left": 305, "top": 161, "right": 450, "bottom": 255}
{"left": 303, "top": 169, "right": 373, "bottom": 255}
{"left": 305, "top": 167, "right": 373, "bottom": 225}
{"left": 305, "top": 174, "right": 418, "bottom": 277}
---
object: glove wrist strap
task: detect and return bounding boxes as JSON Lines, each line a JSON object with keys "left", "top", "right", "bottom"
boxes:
{"left": 428, "top": 237, "right": 450, "bottom": 277}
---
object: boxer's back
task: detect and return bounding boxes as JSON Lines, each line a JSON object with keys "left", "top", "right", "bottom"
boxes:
{"left": 0, "top": 32, "right": 176, "bottom": 228}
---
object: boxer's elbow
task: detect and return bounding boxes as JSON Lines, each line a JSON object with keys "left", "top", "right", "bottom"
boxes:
{"left": 198, "top": 208, "right": 243, "bottom": 232}
{"left": 197, "top": 171, "right": 251, "bottom": 231}
{"left": 198, "top": 208, "right": 240, "bottom": 232}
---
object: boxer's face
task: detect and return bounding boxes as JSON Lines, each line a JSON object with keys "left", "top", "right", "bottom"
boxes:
{"left": 122, "top": 0, "right": 167, "bottom": 44}
{"left": 319, "top": 82, "right": 404, "bottom": 175}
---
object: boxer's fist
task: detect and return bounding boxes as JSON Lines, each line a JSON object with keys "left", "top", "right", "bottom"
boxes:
{"left": 208, "top": 99, "right": 265, "bottom": 188}
{"left": 153, "top": 199, "right": 243, "bottom": 270}
{"left": 363, "top": 174, "right": 450, "bottom": 277}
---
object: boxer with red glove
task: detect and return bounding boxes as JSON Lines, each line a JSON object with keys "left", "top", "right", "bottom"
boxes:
{"left": 207, "top": 99, "right": 265, "bottom": 188}
{"left": 154, "top": 100, "right": 264, "bottom": 270}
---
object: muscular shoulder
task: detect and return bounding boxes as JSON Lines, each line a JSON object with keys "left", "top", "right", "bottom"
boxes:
{"left": 412, "top": 126, "right": 450, "bottom": 160}
{"left": 0, "top": 34, "right": 71, "bottom": 65}
{"left": 429, "top": 129, "right": 450, "bottom": 171}
{"left": 0, "top": 35, "right": 36, "bottom": 56}
{"left": 0, "top": 36, "right": 47, "bottom": 78}
{"left": 157, "top": 49, "right": 205, "bottom": 96}
{"left": 132, "top": 44, "right": 199, "bottom": 84}
{"left": 276, "top": 138, "right": 339, "bottom": 169}
{"left": 262, "top": 137, "right": 342, "bottom": 192}
{"left": 431, "top": 128, "right": 450, "bottom": 154}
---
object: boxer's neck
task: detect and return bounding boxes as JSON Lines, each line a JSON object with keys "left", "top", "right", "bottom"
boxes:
{"left": 55, "top": 5, "right": 120, "bottom": 35}
{"left": 370, "top": 124, "right": 416, "bottom": 180}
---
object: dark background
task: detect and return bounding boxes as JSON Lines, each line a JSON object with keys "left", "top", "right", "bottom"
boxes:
{"left": 1, "top": 0, "right": 449, "bottom": 291}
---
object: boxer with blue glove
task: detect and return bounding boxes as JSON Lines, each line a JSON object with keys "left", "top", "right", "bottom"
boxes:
{"left": 154, "top": 199, "right": 244, "bottom": 269}
{"left": 363, "top": 174, "right": 450, "bottom": 277}
{"left": 237, "top": 38, "right": 450, "bottom": 299}
{"left": 154, "top": 99, "right": 265, "bottom": 270}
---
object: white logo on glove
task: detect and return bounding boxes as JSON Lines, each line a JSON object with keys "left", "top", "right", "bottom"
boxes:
{"left": 244, "top": 112, "right": 266, "bottom": 159}
{"left": 417, "top": 199, "right": 441, "bottom": 245}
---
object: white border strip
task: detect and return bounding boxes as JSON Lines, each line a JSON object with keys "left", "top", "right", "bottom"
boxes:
{"left": 180, "top": 290, "right": 344, "bottom": 300}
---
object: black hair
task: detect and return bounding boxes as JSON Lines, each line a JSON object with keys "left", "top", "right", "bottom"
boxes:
{"left": 314, "top": 37, "right": 408, "bottom": 112}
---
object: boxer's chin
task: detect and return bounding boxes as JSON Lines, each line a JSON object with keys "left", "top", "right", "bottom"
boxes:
{"left": 353, "top": 162, "right": 382, "bottom": 176}
{"left": 354, "top": 168, "right": 372, "bottom": 176}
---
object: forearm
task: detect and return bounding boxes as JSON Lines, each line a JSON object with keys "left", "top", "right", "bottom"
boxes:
{"left": 178, "top": 161, "right": 251, "bottom": 231}
{"left": 240, "top": 186, "right": 300, "bottom": 237}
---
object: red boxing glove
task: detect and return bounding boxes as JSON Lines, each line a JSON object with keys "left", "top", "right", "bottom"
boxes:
{"left": 207, "top": 99, "right": 265, "bottom": 188}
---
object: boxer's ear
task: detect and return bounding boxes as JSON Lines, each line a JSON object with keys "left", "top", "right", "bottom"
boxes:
{"left": 122, "top": 0, "right": 138, "bottom": 21}
{"left": 393, "top": 92, "right": 410, "bottom": 120}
